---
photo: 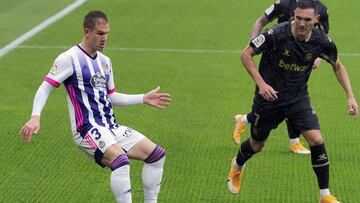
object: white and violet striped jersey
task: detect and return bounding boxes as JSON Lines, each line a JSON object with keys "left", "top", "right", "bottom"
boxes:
{"left": 44, "top": 45, "right": 118, "bottom": 137}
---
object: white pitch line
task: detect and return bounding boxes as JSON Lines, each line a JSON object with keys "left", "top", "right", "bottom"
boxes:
{"left": 0, "top": 0, "right": 87, "bottom": 58}
{"left": 16, "top": 45, "right": 360, "bottom": 57}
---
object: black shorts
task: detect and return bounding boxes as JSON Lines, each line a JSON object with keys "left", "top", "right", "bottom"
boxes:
{"left": 249, "top": 97, "right": 320, "bottom": 141}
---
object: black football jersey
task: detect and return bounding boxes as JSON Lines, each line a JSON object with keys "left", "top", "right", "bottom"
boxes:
{"left": 249, "top": 22, "right": 337, "bottom": 107}
{"left": 264, "top": 0, "right": 329, "bottom": 33}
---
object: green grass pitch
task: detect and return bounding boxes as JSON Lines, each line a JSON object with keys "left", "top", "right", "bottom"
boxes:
{"left": 0, "top": 0, "right": 359, "bottom": 202}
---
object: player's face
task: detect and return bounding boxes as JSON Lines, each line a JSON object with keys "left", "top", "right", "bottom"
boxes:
{"left": 293, "top": 8, "right": 318, "bottom": 39}
{"left": 84, "top": 19, "right": 110, "bottom": 52}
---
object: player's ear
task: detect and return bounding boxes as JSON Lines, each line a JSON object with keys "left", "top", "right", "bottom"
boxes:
{"left": 315, "top": 14, "right": 320, "bottom": 24}
{"left": 83, "top": 27, "right": 90, "bottom": 35}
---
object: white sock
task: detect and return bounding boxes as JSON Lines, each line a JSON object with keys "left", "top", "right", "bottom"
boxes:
{"left": 290, "top": 138, "right": 300, "bottom": 145}
{"left": 242, "top": 114, "right": 248, "bottom": 125}
{"left": 320, "top": 188, "right": 330, "bottom": 197}
{"left": 233, "top": 160, "right": 245, "bottom": 170}
{"left": 142, "top": 156, "right": 165, "bottom": 203}
{"left": 111, "top": 165, "right": 132, "bottom": 203}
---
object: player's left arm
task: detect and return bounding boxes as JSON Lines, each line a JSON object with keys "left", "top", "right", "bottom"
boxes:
{"left": 331, "top": 58, "right": 358, "bottom": 116}
{"left": 106, "top": 58, "right": 170, "bottom": 109}
{"left": 108, "top": 87, "right": 171, "bottom": 109}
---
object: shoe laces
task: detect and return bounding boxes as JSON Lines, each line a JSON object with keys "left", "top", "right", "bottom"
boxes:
{"left": 293, "top": 142, "right": 307, "bottom": 150}
{"left": 231, "top": 168, "right": 241, "bottom": 185}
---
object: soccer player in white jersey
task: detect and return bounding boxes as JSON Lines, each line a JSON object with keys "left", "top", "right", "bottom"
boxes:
{"left": 19, "top": 10, "right": 171, "bottom": 203}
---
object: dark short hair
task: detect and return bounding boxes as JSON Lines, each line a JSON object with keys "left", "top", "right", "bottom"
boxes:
{"left": 295, "top": 0, "right": 318, "bottom": 14}
{"left": 83, "top": 10, "right": 108, "bottom": 29}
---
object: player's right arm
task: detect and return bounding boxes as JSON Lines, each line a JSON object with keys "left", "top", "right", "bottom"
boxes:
{"left": 243, "top": 26, "right": 280, "bottom": 101}
{"left": 19, "top": 82, "right": 54, "bottom": 142}
{"left": 241, "top": 45, "right": 278, "bottom": 101}
{"left": 19, "top": 53, "right": 73, "bottom": 143}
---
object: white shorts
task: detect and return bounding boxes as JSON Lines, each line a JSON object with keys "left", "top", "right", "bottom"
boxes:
{"left": 74, "top": 125, "right": 145, "bottom": 164}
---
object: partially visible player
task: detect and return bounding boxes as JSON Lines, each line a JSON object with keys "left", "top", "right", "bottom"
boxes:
{"left": 228, "top": 1, "right": 358, "bottom": 202}
{"left": 250, "top": 0, "right": 329, "bottom": 40}
{"left": 19, "top": 10, "right": 171, "bottom": 203}
{"left": 233, "top": 0, "right": 329, "bottom": 154}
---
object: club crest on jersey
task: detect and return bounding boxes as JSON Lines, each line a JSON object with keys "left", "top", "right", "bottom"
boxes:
{"left": 50, "top": 64, "right": 60, "bottom": 75}
{"left": 305, "top": 53, "right": 313, "bottom": 62}
{"left": 91, "top": 72, "right": 107, "bottom": 91}
{"left": 252, "top": 34, "right": 265, "bottom": 48}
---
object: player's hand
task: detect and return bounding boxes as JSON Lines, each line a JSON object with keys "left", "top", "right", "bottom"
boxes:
{"left": 258, "top": 82, "right": 278, "bottom": 102}
{"left": 312, "top": 57, "right": 321, "bottom": 69}
{"left": 19, "top": 115, "right": 40, "bottom": 143}
{"left": 144, "top": 86, "right": 171, "bottom": 109}
{"left": 348, "top": 97, "right": 358, "bottom": 116}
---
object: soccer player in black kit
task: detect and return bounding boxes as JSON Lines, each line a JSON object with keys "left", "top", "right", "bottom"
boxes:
{"left": 233, "top": 0, "right": 330, "bottom": 154}
{"left": 227, "top": 1, "right": 358, "bottom": 203}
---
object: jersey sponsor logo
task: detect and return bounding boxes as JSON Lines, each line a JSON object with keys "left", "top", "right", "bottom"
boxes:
{"left": 252, "top": 34, "right": 265, "bottom": 48}
{"left": 278, "top": 59, "right": 308, "bottom": 72}
{"left": 90, "top": 72, "right": 107, "bottom": 91}
{"left": 50, "top": 64, "right": 61, "bottom": 75}
{"left": 265, "top": 4, "right": 275, "bottom": 15}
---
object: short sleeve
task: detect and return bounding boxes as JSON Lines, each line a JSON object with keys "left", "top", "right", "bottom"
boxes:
{"left": 316, "top": 2, "right": 329, "bottom": 34}
{"left": 320, "top": 36, "right": 337, "bottom": 64}
{"left": 249, "top": 28, "right": 274, "bottom": 55}
{"left": 264, "top": 0, "right": 283, "bottom": 21}
{"left": 318, "top": 10, "right": 329, "bottom": 34}
{"left": 44, "top": 53, "right": 73, "bottom": 87}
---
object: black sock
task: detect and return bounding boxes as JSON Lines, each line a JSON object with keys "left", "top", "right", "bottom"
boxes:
{"left": 310, "top": 143, "right": 329, "bottom": 189}
{"left": 236, "top": 139, "right": 256, "bottom": 166}
{"left": 247, "top": 112, "right": 255, "bottom": 124}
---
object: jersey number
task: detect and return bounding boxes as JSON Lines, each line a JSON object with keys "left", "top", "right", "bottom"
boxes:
{"left": 91, "top": 128, "right": 102, "bottom": 140}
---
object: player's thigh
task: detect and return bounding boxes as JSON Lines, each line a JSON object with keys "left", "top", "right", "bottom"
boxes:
{"left": 78, "top": 125, "right": 125, "bottom": 167}
{"left": 112, "top": 125, "right": 157, "bottom": 160}
{"left": 287, "top": 98, "right": 320, "bottom": 133}
{"left": 250, "top": 104, "right": 284, "bottom": 141}
{"left": 127, "top": 138, "right": 157, "bottom": 160}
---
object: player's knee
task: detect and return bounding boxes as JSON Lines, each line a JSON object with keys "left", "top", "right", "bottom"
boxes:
{"left": 144, "top": 145, "right": 165, "bottom": 164}
{"left": 308, "top": 136, "right": 323, "bottom": 146}
{"left": 110, "top": 154, "right": 130, "bottom": 171}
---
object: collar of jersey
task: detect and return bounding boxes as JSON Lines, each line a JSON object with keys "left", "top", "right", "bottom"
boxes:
{"left": 77, "top": 44, "right": 97, "bottom": 60}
